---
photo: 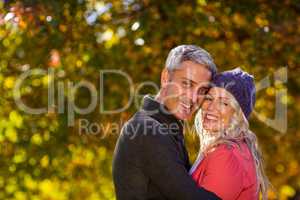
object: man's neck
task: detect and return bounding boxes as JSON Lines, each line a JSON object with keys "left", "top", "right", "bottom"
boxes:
{"left": 154, "top": 91, "right": 164, "bottom": 104}
{"left": 154, "top": 91, "right": 186, "bottom": 129}
{"left": 154, "top": 90, "right": 171, "bottom": 114}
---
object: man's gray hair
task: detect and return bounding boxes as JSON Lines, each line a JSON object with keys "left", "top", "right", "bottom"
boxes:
{"left": 165, "top": 45, "right": 217, "bottom": 77}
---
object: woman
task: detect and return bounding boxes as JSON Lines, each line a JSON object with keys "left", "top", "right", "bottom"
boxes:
{"left": 190, "top": 68, "right": 269, "bottom": 200}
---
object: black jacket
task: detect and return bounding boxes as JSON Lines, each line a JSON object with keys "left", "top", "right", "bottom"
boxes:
{"left": 112, "top": 95, "right": 220, "bottom": 200}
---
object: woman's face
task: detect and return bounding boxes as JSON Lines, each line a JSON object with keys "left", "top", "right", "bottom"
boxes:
{"left": 201, "top": 87, "right": 236, "bottom": 133}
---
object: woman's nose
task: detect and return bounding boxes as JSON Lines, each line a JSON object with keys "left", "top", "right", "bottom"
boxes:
{"left": 206, "top": 99, "right": 217, "bottom": 111}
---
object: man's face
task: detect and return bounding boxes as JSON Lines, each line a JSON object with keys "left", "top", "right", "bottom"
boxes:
{"left": 162, "top": 61, "right": 212, "bottom": 120}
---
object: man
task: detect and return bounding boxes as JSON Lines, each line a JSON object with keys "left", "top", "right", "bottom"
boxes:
{"left": 113, "top": 45, "right": 221, "bottom": 200}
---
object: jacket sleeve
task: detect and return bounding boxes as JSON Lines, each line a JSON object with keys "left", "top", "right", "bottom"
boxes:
{"left": 140, "top": 122, "right": 221, "bottom": 200}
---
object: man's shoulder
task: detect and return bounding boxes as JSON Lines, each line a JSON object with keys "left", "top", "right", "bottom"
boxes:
{"left": 121, "top": 110, "right": 178, "bottom": 142}
{"left": 131, "top": 110, "right": 161, "bottom": 123}
{"left": 119, "top": 111, "right": 160, "bottom": 138}
{"left": 124, "top": 110, "right": 161, "bottom": 129}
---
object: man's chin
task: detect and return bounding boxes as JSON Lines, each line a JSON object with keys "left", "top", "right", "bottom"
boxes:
{"left": 175, "top": 112, "right": 193, "bottom": 121}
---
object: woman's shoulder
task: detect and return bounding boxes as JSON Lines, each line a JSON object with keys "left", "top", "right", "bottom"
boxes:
{"left": 206, "top": 142, "right": 251, "bottom": 169}
{"left": 198, "top": 142, "right": 257, "bottom": 199}
{"left": 209, "top": 141, "right": 250, "bottom": 156}
{"left": 207, "top": 143, "right": 238, "bottom": 157}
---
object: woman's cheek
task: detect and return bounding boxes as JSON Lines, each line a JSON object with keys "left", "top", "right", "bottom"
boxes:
{"left": 221, "top": 109, "right": 234, "bottom": 128}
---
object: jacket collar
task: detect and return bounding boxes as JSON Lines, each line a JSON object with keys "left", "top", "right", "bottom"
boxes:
{"left": 141, "top": 95, "right": 184, "bottom": 139}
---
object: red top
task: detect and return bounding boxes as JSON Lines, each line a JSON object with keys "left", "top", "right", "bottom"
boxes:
{"left": 191, "top": 141, "right": 259, "bottom": 200}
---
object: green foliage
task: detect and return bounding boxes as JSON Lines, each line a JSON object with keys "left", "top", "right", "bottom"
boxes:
{"left": 0, "top": 0, "right": 299, "bottom": 199}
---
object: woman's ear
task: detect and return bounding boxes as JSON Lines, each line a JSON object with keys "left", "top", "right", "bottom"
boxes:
{"left": 161, "top": 68, "right": 170, "bottom": 88}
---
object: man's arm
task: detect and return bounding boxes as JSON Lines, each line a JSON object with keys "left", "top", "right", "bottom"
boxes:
{"left": 140, "top": 123, "right": 221, "bottom": 200}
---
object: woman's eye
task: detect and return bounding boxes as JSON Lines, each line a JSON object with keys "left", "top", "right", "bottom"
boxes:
{"left": 205, "top": 96, "right": 213, "bottom": 101}
{"left": 221, "top": 102, "right": 228, "bottom": 106}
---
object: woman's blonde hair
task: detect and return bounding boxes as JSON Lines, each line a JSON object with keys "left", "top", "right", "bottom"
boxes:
{"left": 194, "top": 95, "right": 270, "bottom": 200}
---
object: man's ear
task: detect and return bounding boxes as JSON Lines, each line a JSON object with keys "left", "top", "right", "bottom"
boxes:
{"left": 161, "top": 68, "right": 170, "bottom": 88}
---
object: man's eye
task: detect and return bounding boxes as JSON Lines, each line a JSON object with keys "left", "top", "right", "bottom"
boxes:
{"left": 198, "top": 87, "right": 209, "bottom": 95}
{"left": 182, "top": 81, "right": 192, "bottom": 88}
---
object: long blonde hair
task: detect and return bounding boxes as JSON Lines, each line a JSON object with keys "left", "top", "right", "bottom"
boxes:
{"left": 194, "top": 97, "right": 270, "bottom": 200}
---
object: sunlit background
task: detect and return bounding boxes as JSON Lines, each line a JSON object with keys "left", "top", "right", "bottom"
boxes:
{"left": 0, "top": 0, "right": 299, "bottom": 199}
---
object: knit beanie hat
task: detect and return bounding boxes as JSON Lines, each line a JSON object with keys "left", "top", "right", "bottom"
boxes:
{"left": 212, "top": 67, "right": 256, "bottom": 119}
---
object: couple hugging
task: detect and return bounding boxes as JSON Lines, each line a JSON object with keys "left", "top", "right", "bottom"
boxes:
{"left": 112, "top": 45, "right": 269, "bottom": 200}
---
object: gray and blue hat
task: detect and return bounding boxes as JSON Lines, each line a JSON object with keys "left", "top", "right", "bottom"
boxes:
{"left": 212, "top": 67, "right": 256, "bottom": 119}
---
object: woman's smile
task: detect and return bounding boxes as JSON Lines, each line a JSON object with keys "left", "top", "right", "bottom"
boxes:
{"left": 203, "top": 112, "right": 218, "bottom": 121}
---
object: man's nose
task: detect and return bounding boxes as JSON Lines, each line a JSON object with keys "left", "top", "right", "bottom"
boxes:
{"left": 192, "top": 90, "right": 199, "bottom": 104}
{"left": 184, "top": 89, "right": 196, "bottom": 104}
